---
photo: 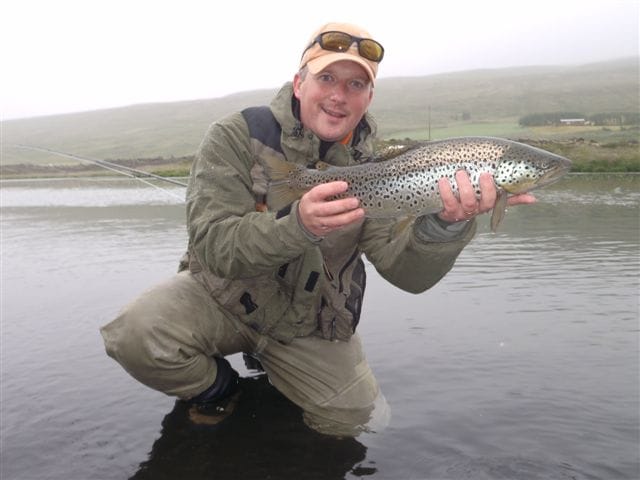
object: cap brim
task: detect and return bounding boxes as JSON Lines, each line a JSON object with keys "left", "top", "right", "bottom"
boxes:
{"left": 306, "top": 52, "right": 376, "bottom": 83}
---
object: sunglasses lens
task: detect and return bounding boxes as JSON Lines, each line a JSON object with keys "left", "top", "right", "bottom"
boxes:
{"left": 320, "top": 32, "right": 354, "bottom": 52}
{"left": 359, "top": 39, "right": 384, "bottom": 62}
{"left": 314, "top": 31, "right": 384, "bottom": 63}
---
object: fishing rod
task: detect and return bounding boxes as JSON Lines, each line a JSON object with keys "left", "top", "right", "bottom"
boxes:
{"left": 15, "top": 145, "right": 187, "bottom": 200}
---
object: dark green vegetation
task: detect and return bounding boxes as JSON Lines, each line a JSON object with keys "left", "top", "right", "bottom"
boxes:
{"left": 1, "top": 57, "right": 638, "bottom": 178}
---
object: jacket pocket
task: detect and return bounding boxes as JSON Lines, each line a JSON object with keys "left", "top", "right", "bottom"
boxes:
{"left": 317, "top": 252, "right": 366, "bottom": 341}
{"left": 188, "top": 248, "right": 323, "bottom": 343}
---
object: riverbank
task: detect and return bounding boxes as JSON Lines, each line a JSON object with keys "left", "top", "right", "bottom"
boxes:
{"left": 1, "top": 138, "right": 638, "bottom": 180}
{"left": 0, "top": 156, "right": 194, "bottom": 180}
{"left": 521, "top": 137, "right": 639, "bottom": 173}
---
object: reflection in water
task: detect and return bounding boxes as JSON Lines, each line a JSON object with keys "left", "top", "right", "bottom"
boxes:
{"left": 131, "top": 375, "right": 374, "bottom": 480}
{"left": 1, "top": 175, "right": 638, "bottom": 480}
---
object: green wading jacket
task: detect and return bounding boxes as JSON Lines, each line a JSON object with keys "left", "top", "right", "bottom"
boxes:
{"left": 181, "top": 82, "right": 476, "bottom": 343}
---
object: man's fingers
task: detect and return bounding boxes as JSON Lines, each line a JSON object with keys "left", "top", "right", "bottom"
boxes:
{"left": 507, "top": 193, "right": 537, "bottom": 206}
{"left": 455, "top": 170, "right": 480, "bottom": 213}
{"left": 298, "top": 181, "right": 363, "bottom": 236}
{"left": 477, "top": 172, "right": 497, "bottom": 212}
{"left": 305, "top": 181, "right": 349, "bottom": 202}
{"left": 302, "top": 182, "right": 359, "bottom": 216}
{"left": 438, "top": 177, "right": 457, "bottom": 208}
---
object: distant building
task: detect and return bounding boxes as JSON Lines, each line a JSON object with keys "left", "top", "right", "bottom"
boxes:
{"left": 559, "top": 118, "right": 587, "bottom": 126}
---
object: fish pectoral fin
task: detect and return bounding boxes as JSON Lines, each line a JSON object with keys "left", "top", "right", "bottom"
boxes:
{"left": 490, "top": 189, "right": 509, "bottom": 232}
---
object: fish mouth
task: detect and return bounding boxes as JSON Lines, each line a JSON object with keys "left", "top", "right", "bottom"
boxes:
{"left": 538, "top": 156, "right": 572, "bottom": 187}
{"left": 502, "top": 155, "right": 572, "bottom": 194}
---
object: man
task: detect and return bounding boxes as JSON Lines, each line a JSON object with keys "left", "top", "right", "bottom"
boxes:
{"left": 100, "top": 22, "right": 534, "bottom": 435}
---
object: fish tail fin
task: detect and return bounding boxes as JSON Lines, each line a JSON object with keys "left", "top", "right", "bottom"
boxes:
{"left": 490, "top": 189, "right": 509, "bottom": 232}
{"left": 262, "top": 154, "right": 307, "bottom": 210}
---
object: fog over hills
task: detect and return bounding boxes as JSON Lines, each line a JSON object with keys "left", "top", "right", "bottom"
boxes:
{"left": 2, "top": 57, "right": 637, "bottom": 166}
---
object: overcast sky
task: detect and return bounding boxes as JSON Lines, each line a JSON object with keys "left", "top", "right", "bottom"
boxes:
{"left": 1, "top": 0, "right": 638, "bottom": 120}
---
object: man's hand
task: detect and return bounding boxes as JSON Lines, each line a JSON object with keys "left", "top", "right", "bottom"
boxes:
{"left": 437, "top": 171, "right": 536, "bottom": 223}
{"left": 297, "top": 181, "right": 364, "bottom": 237}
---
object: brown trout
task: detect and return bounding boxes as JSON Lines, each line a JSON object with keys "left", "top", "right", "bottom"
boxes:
{"left": 264, "top": 136, "right": 571, "bottom": 231}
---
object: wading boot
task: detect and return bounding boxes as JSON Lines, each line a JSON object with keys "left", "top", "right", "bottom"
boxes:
{"left": 188, "top": 356, "right": 240, "bottom": 426}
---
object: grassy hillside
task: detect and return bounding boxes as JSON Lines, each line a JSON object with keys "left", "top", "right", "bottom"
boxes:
{"left": 1, "top": 89, "right": 276, "bottom": 165}
{"left": 1, "top": 57, "right": 638, "bottom": 173}
{"left": 374, "top": 58, "right": 638, "bottom": 138}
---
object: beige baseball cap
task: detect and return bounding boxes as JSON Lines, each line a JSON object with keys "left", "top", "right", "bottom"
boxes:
{"left": 299, "top": 22, "right": 383, "bottom": 82}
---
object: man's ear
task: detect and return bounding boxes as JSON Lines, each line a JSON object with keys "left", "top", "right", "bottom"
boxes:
{"left": 292, "top": 72, "right": 303, "bottom": 99}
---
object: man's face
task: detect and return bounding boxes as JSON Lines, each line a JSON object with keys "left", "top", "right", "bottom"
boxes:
{"left": 293, "top": 61, "right": 374, "bottom": 142}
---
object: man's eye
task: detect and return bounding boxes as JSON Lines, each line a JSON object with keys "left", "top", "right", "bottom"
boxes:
{"left": 318, "top": 73, "right": 334, "bottom": 83}
{"left": 349, "top": 80, "right": 366, "bottom": 90}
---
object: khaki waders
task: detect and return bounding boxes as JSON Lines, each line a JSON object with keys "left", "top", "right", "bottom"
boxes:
{"left": 100, "top": 271, "right": 389, "bottom": 435}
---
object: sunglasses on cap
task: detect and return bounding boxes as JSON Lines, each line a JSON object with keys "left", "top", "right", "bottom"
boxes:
{"left": 303, "top": 31, "right": 385, "bottom": 63}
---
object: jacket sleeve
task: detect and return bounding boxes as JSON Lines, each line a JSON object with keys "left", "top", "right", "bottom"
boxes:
{"left": 186, "top": 113, "right": 313, "bottom": 279}
{"left": 359, "top": 215, "right": 477, "bottom": 294}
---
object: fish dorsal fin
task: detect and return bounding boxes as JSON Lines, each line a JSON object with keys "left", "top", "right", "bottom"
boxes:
{"left": 372, "top": 142, "right": 426, "bottom": 162}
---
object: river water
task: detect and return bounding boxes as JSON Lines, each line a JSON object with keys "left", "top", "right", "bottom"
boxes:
{"left": 1, "top": 174, "right": 638, "bottom": 480}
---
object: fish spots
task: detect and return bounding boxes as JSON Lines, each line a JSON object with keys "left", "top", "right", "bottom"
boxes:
{"left": 283, "top": 137, "right": 567, "bottom": 216}
{"left": 495, "top": 155, "right": 550, "bottom": 194}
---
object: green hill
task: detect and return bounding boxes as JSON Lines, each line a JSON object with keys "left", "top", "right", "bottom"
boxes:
{"left": 1, "top": 57, "right": 638, "bottom": 170}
